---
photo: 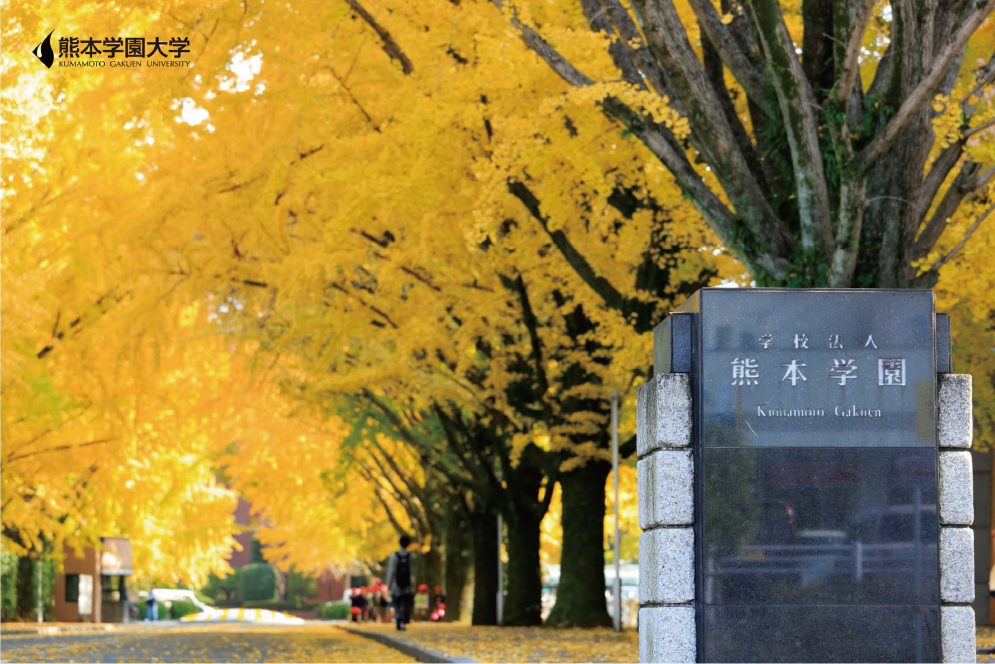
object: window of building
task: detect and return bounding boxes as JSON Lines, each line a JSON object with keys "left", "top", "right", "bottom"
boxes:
{"left": 65, "top": 574, "right": 80, "bottom": 602}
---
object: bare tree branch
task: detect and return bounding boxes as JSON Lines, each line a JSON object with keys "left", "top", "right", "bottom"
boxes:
{"left": 859, "top": 0, "right": 995, "bottom": 169}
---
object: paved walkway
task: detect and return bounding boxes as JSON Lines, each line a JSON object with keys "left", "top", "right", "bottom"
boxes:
{"left": 347, "top": 623, "right": 638, "bottom": 663}
{"left": 0, "top": 624, "right": 415, "bottom": 663}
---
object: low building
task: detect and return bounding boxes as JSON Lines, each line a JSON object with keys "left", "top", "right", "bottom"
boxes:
{"left": 53, "top": 537, "right": 132, "bottom": 623}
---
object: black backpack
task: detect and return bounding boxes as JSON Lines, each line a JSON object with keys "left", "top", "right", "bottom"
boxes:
{"left": 395, "top": 551, "right": 411, "bottom": 589}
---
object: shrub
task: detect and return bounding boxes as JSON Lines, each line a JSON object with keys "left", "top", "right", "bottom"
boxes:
{"left": 136, "top": 602, "right": 167, "bottom": 620}
{"left": 239, "top": 563, "right": 276, "bottom": 602}
{"left": 1, "top": 552, "right": 18, "bottom": 621}
{"left": 320, "top": 602, "right": 350, "bottom": 620}
{"left": 168, "top": 601, "right": 201, "bottom": 619}
{"left": 242, "top": 599, "right": 318, "bottom": 612}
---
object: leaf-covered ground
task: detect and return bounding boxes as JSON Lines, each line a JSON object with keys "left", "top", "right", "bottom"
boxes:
{"left": 350, "top": 622, "right": 638, "bottom": 663}
{"left": 977, "top": 625, "right": 995, "bottom": 661}
{"left": 0, "top": 624, "right": 415, "bottom": 663}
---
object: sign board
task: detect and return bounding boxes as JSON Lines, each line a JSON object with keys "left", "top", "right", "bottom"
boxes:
{"left": 100, "top": 537, "right": 132, "bottom": 575}
{"left": 667, "top": 289, "right": 941, "bottom": 662}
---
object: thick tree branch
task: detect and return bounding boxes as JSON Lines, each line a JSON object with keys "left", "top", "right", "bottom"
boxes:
{"left": 700, "top": 26, "right": 769, "bottom": 198}
{"left": 594, "top": 0, "right": 671, "bottom": 98}
{"left": 491, "top": 0, "right": 593, "bottom": 87}
{"left": 514, "top": 275, "right": 554, "bottom": 425}
{"left": 913, "top": 161, "right": 983, "bottom": 260}
{"left": 506, "top": 181, "right": 626, "bottom": 311}
{"left": 917, "top": 141, "right": 968, "bottom": 223}
{"left": 686, "top": 0, "right": 777, "bottom": 118}
{"left": 366, "top": 438, "right": 429, "bottom": 507}
{"left": 746, "top": 0, "right": 833, "bottom": 254}
{"left": 577, "top": 0, "right": 644, "bottom": 88}
{"left": 496, "top": 0, "right": 790, "bottom": 278}
{"left": 834, "top": 0, "right": 876, "bottom": 113}
{"left": 360, "top": 457, "right": 426, "bottom": 533}
{"left": 343, "top": 0, "right": 414, "bottom": 74}
{"left": 859, "top": 0, "right": 995, "bottom": 169}
{"left": 631, "top": 0, "right": 796, "bottom": 258}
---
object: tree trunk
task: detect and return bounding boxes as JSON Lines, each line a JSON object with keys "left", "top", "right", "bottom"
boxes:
{"left": 545, "top": 460, "right": 613, "bottom": 627}
{"left": 443, "top": 507, "right": 470, "bottom": 622}
{"left": 470, "top": 510, "right": 498, "bottom": 625}
{"left": 503, "top": 508, "right": 543, "bottom": 626}
{"left": 502, "top": 461, "right": 546, "bottom": 626}
{"left": 419, "top": 545, "right": 444, "bottom": 598}
{"left": 15, "top": 556, "right": 34, "bottom": 621}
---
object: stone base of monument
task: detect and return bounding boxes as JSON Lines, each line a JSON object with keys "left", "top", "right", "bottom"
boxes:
{"left": 637, "top": 290, "right": 977, "bottom": 663}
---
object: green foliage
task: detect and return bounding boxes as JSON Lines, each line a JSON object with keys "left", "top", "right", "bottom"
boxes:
{"left": 136, "top": 602, "right": 167, "bottom": 620}
{"left": 243, "top": 599, "right": 319, "bottom": 611}
{"left": 1, "top": 552, "right": 18, "bottom": 620}
{"left": 285, "top": 566, "right": 317, "bottom": 604}
{"left": 168, "top": 600, "right": 201, "bottom": 619}
{"left": 200, "top": 569, "right": 241, "bottom": 603}
{"left": 239, "top": 563, "right": 277, "bottom": 602}
{"left": 249, "top": 538, "right": 266, "bottom": 565}
{"left": 320, "top": 602, "right": 351, "bottom": 620}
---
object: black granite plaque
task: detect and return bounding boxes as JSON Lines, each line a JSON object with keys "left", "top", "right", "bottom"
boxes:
{"left": 660, "top": 289, "right": 941, "bottom": 663}
{"left": 678, "top": 289, "right": 936, "bottom": 447}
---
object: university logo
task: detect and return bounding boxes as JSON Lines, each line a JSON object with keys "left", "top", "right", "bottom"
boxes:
{"left": 32, "top": 29, "right": 56, "bottom": 69}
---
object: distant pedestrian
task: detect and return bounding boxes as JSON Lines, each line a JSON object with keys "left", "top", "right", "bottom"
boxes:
{"left": 431, "top": 585, "right": 445, "bottom": 621}
{"left": 386, "top": 535, "right": 415, "bottom": 631}
{"left": 349, "top": 588, "right": 367, "bottom": 622}
{"left": 378, "top": 587, "right": 390, "bottom": 622}
{"left": 144, "top": 592, "right": 157, "bottom": 622}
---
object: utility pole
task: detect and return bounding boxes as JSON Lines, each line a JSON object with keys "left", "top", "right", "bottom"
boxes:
{"left": 611, "top": 390, "right": 621, "bottom": 632}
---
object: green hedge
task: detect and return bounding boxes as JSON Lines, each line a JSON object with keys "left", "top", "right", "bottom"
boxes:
{"left": 1, "top": 552, "right": 17, "bottom": 621}
{"left": 239, "top": 564, "right": 276, "bottom": 602}
{"left": 168, "top": 601, "right": 201, "bottom": 619}
{"left": 242, "top": 599, "right": 318, "bottom": 612}
{"left": 136, "top": 603, "right": 167, "bottom": 620}
{"left": 320, "top": 602, "right": 350, "bottom": 620}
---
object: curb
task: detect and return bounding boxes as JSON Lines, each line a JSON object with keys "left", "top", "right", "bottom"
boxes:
{"left": 1, "top": 624, "right": 122, "bottom": 636}
{"left": 340, "top": 626, "right": 478, "bottom": 663}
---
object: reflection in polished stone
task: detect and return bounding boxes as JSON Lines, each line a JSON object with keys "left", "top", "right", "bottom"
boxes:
{"left": 703, "top": 605, "right": 939, "bottom": 663}
{"left": 703, "top": 448, "right": 938, "bottom": 606}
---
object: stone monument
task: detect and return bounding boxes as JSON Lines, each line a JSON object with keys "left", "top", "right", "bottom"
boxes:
{"left": 637, "top": 289, "right": 975, "bottom": 663}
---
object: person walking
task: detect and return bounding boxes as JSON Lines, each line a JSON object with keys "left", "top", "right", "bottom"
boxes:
{"left": 385, "top": 535, "right": 415, "bottom": 631}
{"left": 144, "top": 592, "right": 157, "bottom": 622}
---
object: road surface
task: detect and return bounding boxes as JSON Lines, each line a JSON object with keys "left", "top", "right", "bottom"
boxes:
{"left": 0, "top": 623, "right": 415, "bottom": 663}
